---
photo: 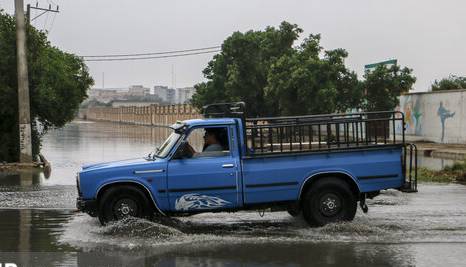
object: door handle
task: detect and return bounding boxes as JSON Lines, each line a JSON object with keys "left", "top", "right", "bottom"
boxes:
{"left": 222, "top": 164, "right": 235, "bottom": 168}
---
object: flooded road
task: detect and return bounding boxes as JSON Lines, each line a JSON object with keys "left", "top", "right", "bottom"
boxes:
{"left": 1, "top": 121, "right": 466, "bottom": 266}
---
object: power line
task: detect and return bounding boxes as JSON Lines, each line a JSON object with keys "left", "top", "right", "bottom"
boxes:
{"left": 81, "top": 46, "right": 221, "bottom": 58}
{"left": 48, "top": 12, "right": 57, "bottom": 32}
{"left": 43, "top": 8, "right": 49, "bottom": 30}
{"left": 83, "top": 49, "right": 221, "bottom": 62}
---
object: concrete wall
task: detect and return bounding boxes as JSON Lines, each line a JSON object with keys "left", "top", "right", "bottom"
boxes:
{"left": 79, "top": 104, "right": 201, "bottom": 126}
{"left": 399, "top": 89, "right": 466, "bottom": 143}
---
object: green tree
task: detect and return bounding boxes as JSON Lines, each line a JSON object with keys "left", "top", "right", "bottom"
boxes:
{"left": 192, "top": 21, "right": 302, "bottom": 117}
{"left": 192, "top": 22, "right": 363, "bottom": 117}
{"left": 431, "top": 75, "right": 466, "bottom": 91}
{"left": 266, "top": 35, "right": 362, "bottom": 116}
{"left": 362, "top": 65, "right": 416, "bottom": 112}
{"left": 0, "top": 11, "right": 93, "bottom": 162}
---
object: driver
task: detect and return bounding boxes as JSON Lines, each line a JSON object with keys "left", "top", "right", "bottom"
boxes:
{"left": 202, "top": 128, "right": 224, "bottom": 152}
{"left": 185, "top": 128, "right": 226, "bottom": 157}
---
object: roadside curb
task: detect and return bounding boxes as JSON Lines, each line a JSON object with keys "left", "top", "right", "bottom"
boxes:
{"left": 415, "top": 143, "right": 466, "bottom": 161}
{"left": 0, "top": 154, "right": 52, "bottom": 177}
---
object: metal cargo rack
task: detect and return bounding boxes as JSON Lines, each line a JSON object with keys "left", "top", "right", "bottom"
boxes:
{"left": 245, "top": 111, "right": 405, "bottom": 155}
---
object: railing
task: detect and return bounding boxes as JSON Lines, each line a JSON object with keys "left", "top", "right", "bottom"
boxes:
{"left": 402, "top": 143, "right": 418, "bottom": 192}
{"left": 245, "top": 111, "right": 406, "bottom": 156}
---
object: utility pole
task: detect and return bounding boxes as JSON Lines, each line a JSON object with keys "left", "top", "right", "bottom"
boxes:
{"left": 26, "top": 2, "right": 59, "bottom": 24}
{"left": 15, "top": 0, "right": 32, "bottom": 163}
{"left": 14, "top": 1, "right": 59, "bottom": 163}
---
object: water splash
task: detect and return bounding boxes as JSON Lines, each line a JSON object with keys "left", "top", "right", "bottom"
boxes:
{"left": 58, "top": 184, "right": 466, "bottom": 251}
{"left": 100, "top": 217, "right": 184, "bottom": 239}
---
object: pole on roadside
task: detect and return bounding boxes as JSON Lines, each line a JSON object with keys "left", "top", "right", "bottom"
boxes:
{"left": 26, "top": 4, "right": 30, "bottom": 24}
{"left": 15, "top": 0, "right": 33, "bottom": 163}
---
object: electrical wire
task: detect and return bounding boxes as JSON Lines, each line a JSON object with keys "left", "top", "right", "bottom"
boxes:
{"left": 48, "top": 12, "right": 56, "bottom": 32}
{"left": 48, "top": 0, "right": 58, "bottom": 32}
{"left": 43, "top": 9, "right": 49, "bottom": 31}
{"left": 83, "top": 49, "right": 221, "bottom": 62}
{"left": 81, "top": 46, "right": 221, "bottom": 58}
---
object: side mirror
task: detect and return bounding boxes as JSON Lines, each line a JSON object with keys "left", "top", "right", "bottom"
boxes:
{"left": 172, "top": 141, "right": 188, "bottom": 160}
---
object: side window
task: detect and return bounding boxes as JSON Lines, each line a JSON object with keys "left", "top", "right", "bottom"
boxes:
{"left": 184, "top": 126, "right": 230, "bottom": 158}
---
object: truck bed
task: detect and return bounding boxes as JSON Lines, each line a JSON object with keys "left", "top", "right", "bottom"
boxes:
{"left": 241, "top": 146, "right": 404, "bottom": 204}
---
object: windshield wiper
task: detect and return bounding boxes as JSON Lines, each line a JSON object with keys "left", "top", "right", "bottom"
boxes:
{"left": 145, "top": 147, "right": 160, "bottom": 160}
{"left": 151, "top": 147, "right": 161, "bottom": 159}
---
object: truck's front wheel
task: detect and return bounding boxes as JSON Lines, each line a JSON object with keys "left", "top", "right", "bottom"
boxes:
{"left": 98, "top": 185, "right": 152, "bottom": 225}
{"left": 302, "top": 177, "right": 357, "bottom": 227}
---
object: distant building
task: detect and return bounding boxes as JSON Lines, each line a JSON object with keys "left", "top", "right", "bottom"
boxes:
{"left": 128, "top": 85, "right": 150, "bottom": 97}
{"left": 87, "top": 88, "right": 128, "bottom": 103}
{"left": 176, "top": 86, "right": 196, "bottom": 104}
{"left": 153, "top": 85, "right": 179, "bottom": 104}
{"left": 88, "top": 85, "right": 194, "bottom": 106}
{"left": 153, "top": 85, "right": 169, "bottom": 102}
{"left": 167, "top": 88, "right": 176, "bottom": 104}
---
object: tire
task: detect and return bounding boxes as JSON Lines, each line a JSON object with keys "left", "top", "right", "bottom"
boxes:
{"left": 301, "top": 177, "right": 357, "bottom": 227}
{"left": 98, "top": 185, "right": 153, "bottom": 225}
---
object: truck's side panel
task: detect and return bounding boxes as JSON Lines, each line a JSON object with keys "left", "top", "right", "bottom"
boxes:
{"left": 241, "top": 147, "right": 403, "bottom": 204}
{"left": 79, "top": 161, "right": 170, "bottom": 211}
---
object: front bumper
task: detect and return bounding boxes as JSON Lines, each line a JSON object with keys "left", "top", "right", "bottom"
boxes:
{"left": 76, "top": 197, "right": 98, "bottom": 217}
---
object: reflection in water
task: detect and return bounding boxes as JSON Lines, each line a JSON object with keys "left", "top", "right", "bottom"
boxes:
{"left": 0, "top": 209, "right": 73, "bottom": 252}
{"left": 0, "top": 209, "right": 76, "bottom": 266}
{"left": 0, "top": 169, "right": 43, "bottom": 187}
{"left": 73, "top": 243, "right": 415, "bottom": 267}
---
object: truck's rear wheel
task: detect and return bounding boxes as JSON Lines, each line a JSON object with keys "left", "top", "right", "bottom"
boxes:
{"left": 98, "top": 185, "right": 152, "bottom": 225}
{"left": 302, "top": 177, "right": 357, "bottom": 227}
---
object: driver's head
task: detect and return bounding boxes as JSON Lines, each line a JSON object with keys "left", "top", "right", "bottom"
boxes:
{"left": 204, "top": 128, "right": 220, "bottom": 145}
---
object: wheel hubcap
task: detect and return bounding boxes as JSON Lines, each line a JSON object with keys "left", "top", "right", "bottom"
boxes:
{"left": 120, "top": 204, "right": 131, "bottom": 215}
{"left": 319, "top": 193, "right": 341, "bottom": 217}
{"left": 114, "top": 198, "right": 138, "bottom": 219}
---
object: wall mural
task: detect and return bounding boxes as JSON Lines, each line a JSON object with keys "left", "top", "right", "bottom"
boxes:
{"left": 437, "top": 101, "right": 455, "bottom": 143}
{"left": 399, "top": 92, "right": 464, "bottom": 143}
{"left": 399, "top": 95, "right": 423, "bottom": 135}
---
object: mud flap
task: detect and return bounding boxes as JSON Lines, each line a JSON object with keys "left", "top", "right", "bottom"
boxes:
{"left": 359, "top": 194, "right": 368, "bottom": 213}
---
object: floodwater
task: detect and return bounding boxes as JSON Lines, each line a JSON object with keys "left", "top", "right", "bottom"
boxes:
{"left": 1, "top": 121, "right": 466, "bottom": 266}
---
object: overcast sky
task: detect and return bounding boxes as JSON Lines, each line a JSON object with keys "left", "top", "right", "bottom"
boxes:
{"left": 1, "top": 0, "right": 465, "bottom": 91}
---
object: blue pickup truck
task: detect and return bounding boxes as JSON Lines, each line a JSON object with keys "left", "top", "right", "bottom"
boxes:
{"left": 77, "top": 102, "right": 417, "bottom": 226}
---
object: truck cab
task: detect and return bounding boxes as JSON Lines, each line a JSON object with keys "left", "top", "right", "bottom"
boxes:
{"left": 77, "top": 102, "right": 417, "bottom": 226}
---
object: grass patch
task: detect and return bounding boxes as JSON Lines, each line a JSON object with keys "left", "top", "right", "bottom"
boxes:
{"left": 417, "top": 161, "right": 466, "bottom": 183}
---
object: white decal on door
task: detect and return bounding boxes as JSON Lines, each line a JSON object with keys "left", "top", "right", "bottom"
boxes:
{"left": 175, "top": 193, "right": 231, "bottom": 211}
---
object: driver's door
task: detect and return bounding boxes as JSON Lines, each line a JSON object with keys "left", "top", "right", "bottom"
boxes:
{"left": 167, "top": 126, "right": 240, "bottom": 212}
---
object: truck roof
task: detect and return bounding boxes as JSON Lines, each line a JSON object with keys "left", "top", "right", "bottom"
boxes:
{"left": 170, "top": 118, "right": 238, "bottom": 132}
{"left": 182, "top": 118, "right": 238, "bottom": 127}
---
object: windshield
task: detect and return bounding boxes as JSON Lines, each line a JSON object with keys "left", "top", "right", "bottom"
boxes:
{"left": 155, "top": 132, "right": 181, "bottom": 158}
